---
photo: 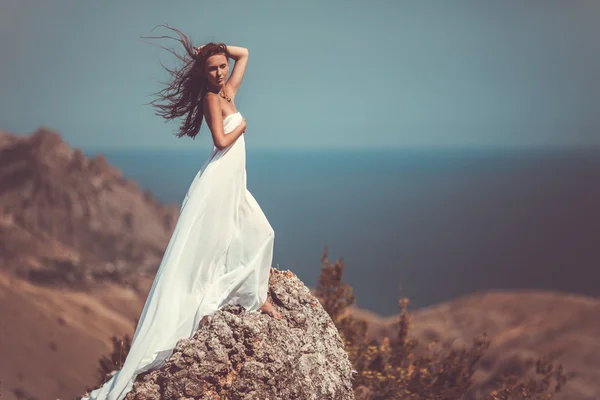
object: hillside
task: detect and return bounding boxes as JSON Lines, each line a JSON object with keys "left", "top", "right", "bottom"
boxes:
{"left": 0, "top": 128, "right": 179, "bottom": 286}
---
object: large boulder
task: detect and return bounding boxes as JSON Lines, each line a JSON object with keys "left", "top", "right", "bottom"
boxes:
{"left": 122, "top": 269, "right": 355, "bottom": 399}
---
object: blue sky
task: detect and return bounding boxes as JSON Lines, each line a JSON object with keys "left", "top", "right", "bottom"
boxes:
{"left": 0, "top": 0, "right": 599, "bottom": 150}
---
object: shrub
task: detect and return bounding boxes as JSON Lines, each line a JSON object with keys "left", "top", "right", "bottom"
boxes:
{"left": 315, "top": 247, "right": 568, "bottom": 400}
{"left": 94, "top": 333, "right": 132, "bottom": 388}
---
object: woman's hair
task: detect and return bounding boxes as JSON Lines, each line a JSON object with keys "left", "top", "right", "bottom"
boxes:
{"left": 142, "top": 25, "right": 231, "bottom": 139}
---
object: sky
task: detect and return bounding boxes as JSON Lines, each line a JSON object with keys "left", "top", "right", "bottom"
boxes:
{"left": 0, "top": 0, "right": 599, "bottom": 150}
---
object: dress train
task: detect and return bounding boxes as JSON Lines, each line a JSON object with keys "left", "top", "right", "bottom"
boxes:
{"left": 83, "top": 111, "right": 274, "bottom": 400}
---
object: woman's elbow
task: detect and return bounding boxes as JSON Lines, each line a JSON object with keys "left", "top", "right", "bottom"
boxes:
{"left": 215, "top": 140, "right": 228, "bottom": 151}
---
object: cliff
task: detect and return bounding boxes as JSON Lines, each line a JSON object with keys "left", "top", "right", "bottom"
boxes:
{"left": 0, "top": 127, "right": 179, "bottom": 287}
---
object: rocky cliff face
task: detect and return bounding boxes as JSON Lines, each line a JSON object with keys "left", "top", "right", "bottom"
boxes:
{"left": 86, "top": 269, "right": 356, "bottom": 400}
{"left": 0, "top": 128, "right": 180, "bottom": 286}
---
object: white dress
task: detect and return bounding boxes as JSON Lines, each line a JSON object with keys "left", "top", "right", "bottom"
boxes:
{"left": 83, "top": 111, "right": 275, "bottom": 400}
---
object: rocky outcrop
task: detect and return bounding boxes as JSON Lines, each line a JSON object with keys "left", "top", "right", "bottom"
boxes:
{"left": 89, "top": 269, "right": 355, "bottom": 400}
{"left": 0, "top": 127, "right": 180, "bottom": 286}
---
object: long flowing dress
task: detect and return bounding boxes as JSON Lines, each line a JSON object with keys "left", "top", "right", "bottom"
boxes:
{"left": 83, "top": 111, "right": 275, "bottom": 400}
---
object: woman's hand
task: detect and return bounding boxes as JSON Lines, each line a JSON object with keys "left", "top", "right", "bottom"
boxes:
{"left": 240, "top": 118, "right": 247, "bottom": 133}
{"left": 193, "top": 45, "right": 205, "bottom": 56}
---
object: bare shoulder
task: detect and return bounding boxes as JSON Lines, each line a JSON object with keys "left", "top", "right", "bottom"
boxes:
{"left": 203, "top": 91, "right": 219, "bottom": 105}
{"left": 203, "top": 92, "right": 221, "bottom": 116}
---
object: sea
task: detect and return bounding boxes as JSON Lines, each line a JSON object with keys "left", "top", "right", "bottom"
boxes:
{"left": 84, "top": 146, "right": 600, "bottom": 316}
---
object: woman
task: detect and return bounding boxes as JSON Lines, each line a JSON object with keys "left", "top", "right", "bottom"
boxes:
{"left": 83, "top": 26, "right": 281, "bottom": 400}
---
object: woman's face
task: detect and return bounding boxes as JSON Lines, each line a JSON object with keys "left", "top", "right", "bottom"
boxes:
{"left": 204, "top": 54, "right": 229, "bottom": 88}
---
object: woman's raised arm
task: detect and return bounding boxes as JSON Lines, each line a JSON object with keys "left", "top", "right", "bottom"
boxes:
{"left": 224, "top": 45, "right": 248, "bottom": 96}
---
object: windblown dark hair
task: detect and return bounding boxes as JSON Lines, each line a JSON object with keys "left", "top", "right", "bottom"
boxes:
{"left": 141, "top": 24, "right": 230, "bottom": 139}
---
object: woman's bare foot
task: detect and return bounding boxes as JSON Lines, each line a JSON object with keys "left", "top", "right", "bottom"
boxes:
{"left": 258, "top": 299, "right": 282, "bottom": 320}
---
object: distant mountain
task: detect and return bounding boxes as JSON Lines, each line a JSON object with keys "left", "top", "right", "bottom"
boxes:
{"left": 0, "top": 127, "right": 179, "bottom": 286}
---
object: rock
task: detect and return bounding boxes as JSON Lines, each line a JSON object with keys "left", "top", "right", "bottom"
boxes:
{"left": 122, "top": 269, "right": 355, "bottom": 400}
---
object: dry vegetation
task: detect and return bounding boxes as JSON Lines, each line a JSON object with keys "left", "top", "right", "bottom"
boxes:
{"left": 95, "top": 334, "right": 133, "bottom": 389}
{"left": 315, "top": 248, "right": 568, "bottom": 400}
{"left": 95, "top": 248, "right": 569, "bottom": 399}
